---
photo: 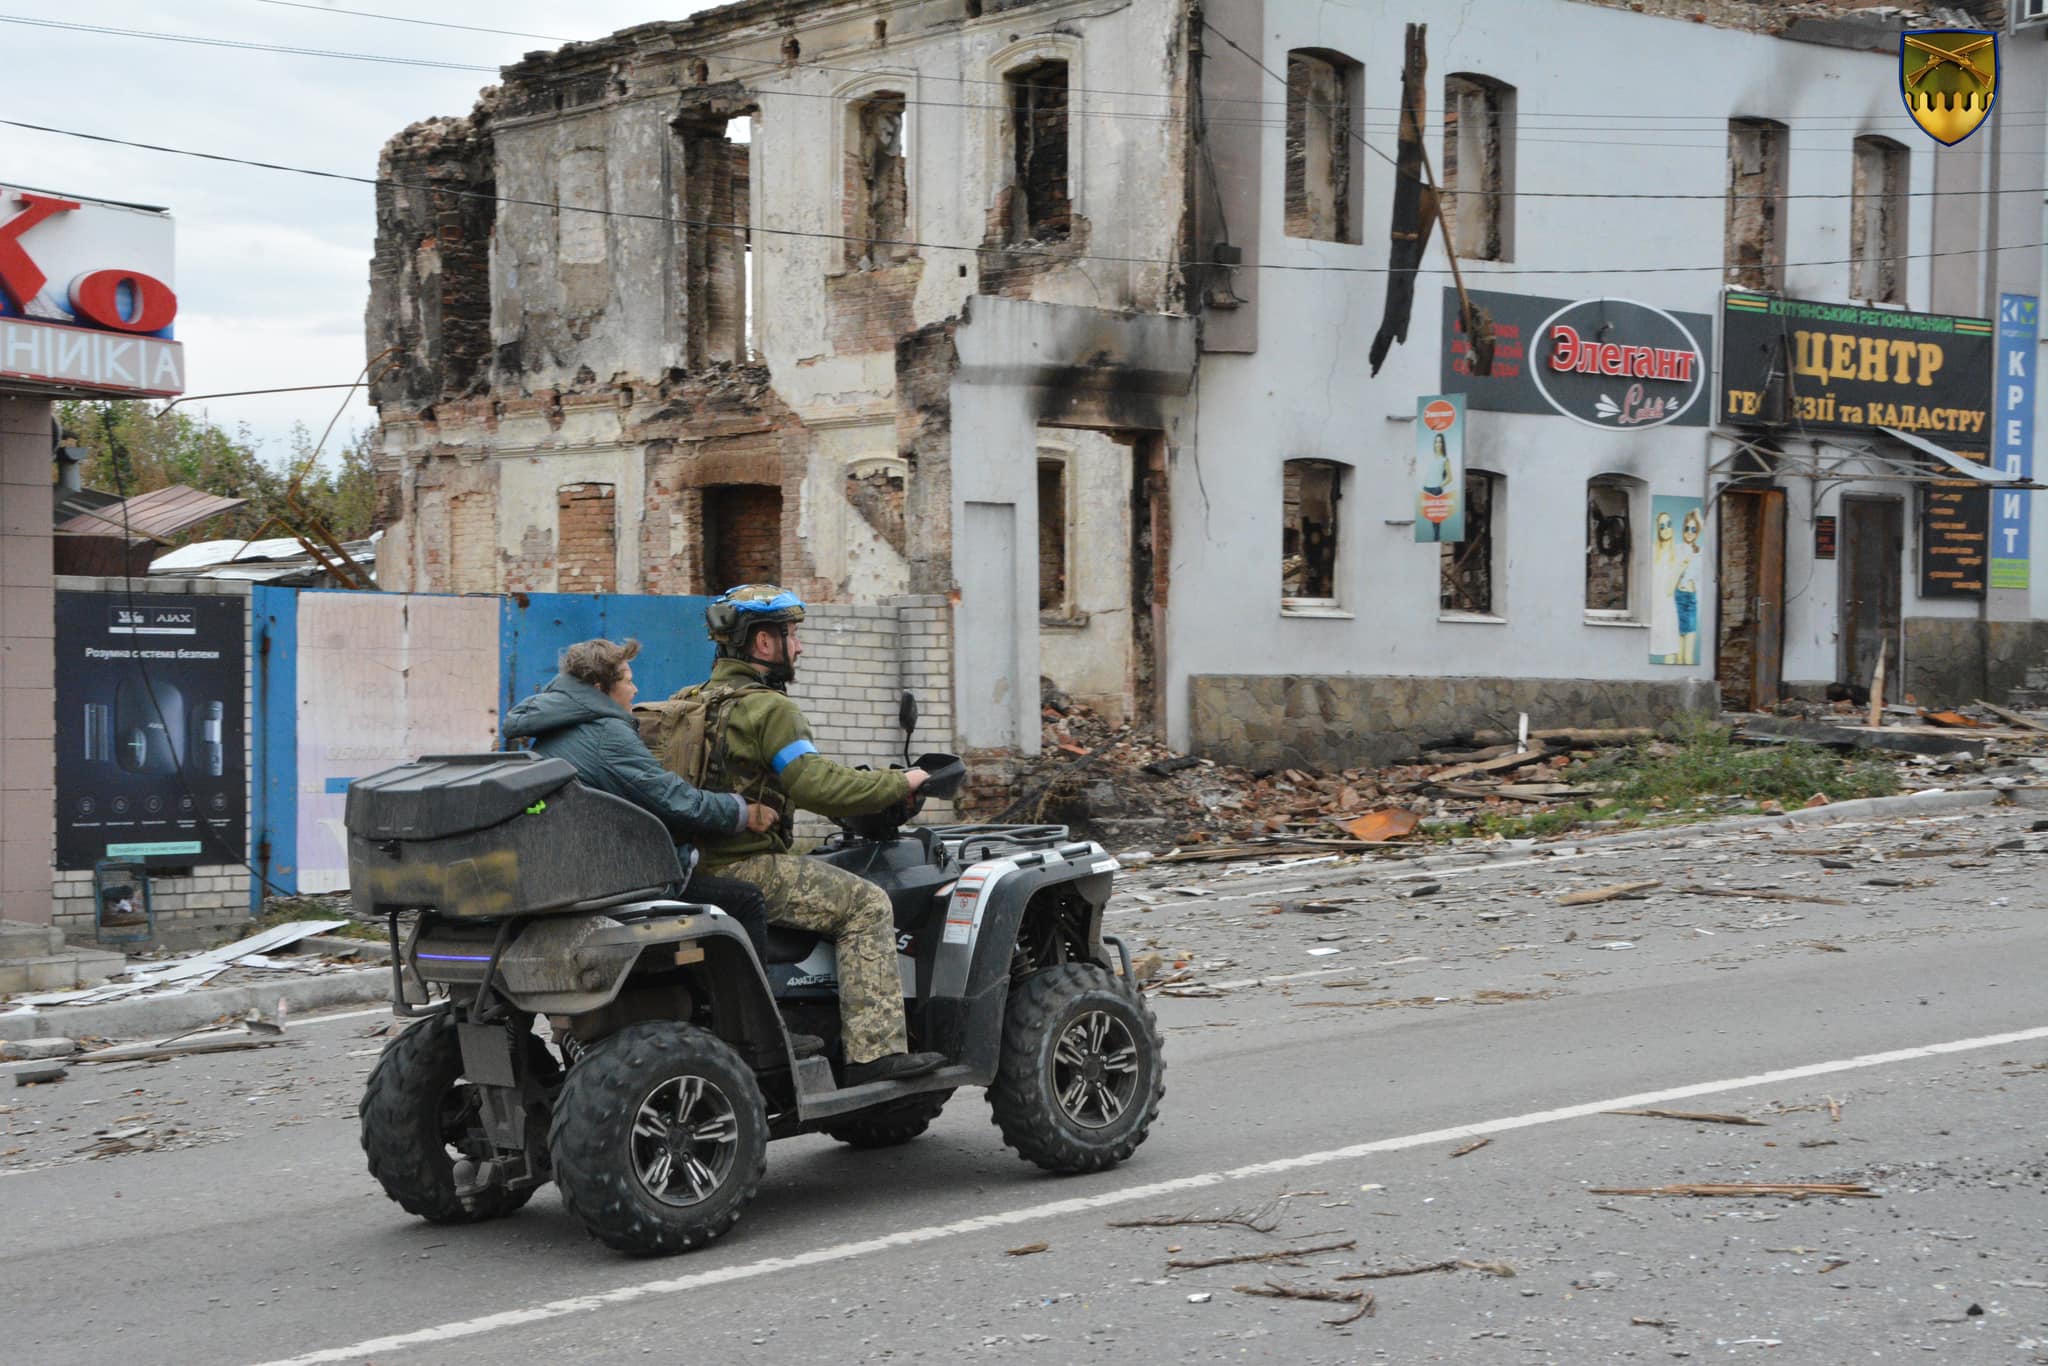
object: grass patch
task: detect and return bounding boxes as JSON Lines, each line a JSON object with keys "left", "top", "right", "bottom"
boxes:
{"left": 1434, "top": 721, "right": 1900, "bottom": 842}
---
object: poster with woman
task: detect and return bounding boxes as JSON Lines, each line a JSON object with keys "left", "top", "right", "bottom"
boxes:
{"left": 1649, "top": 495, "right": 1706, "bottom": 664}
{"left": 1414, "top": 394, "right": 1465, "bottom": 543}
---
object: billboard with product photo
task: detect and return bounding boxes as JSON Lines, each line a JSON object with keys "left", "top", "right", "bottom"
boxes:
{"left": 53, "top": 592, "right": 244, "bottom": 870}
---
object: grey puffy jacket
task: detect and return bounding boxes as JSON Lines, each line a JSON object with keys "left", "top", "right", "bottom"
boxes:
{"left": 502, "top": 672, "right": 746, "bottom": 841}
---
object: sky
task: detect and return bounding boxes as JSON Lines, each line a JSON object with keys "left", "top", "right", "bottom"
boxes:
{"left": 5, "top": 0, "right": 717, "bottom": 464}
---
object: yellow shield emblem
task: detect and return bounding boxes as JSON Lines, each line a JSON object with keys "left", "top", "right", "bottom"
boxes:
{"left": 1901, "top": 29, "right": 1997, "bottom": 146}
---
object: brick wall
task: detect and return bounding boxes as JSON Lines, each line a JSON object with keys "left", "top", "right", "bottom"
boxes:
{"left": 49, "top": 576, "right": 254, "bottom": 939}
{"left": 556, "top": 482, "right": 618, "bottom": 591}
{"left": 1, "top": 396, "right": 55, "bottom": 926}
{"left": 704, "top": 484, "right": 782, "bottom": 591}
{"left": 786, "top": 595, "right": 956, "bottom": 843}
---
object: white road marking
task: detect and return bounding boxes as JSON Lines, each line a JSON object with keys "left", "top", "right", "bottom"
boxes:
{"left": 253, "top": 1022, "right": 2048, "bottom": 1366}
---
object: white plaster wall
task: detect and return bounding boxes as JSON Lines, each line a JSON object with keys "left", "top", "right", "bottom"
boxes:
{"left": 1170, "top": 0, "right": 2003, "bottom": 747}
{"left": 806, "top": 420, "right": 911, "bottom": 600}
{"left": 494, "top": 447, "right": 645, "bottom": 590}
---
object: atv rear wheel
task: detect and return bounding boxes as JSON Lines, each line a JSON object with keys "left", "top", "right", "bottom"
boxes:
{"left": 549, "top": 1021, "right": 766, "bottom": 1256}
{"left": 359, "top": 1012, "right": 536, "bottom": 1224}
{"left": 819, "top": 1088, "right": 954, "bottom": 1149}
{"left": 987, "top": 963, "right": 1165, "bottom": 1174}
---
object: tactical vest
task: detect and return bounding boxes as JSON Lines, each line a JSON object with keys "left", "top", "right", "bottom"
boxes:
{"left": 634, "top": 678, "right": 789, "bottom": 830}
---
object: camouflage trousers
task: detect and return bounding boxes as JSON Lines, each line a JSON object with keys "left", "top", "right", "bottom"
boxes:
{"left": 711, "top": 853, "right": 907, "bottom": 1064}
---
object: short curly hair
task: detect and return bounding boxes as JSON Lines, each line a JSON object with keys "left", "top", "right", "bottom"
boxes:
{"left": 559, "top": 637, "right": 641, "bottom": 693}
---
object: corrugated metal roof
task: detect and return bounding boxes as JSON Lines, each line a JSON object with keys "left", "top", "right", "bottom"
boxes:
{"left": 150, "top": 536, "right": 308, "bottom": 572}
{"left": 54, "top": 485, "right": 246, "bottom": 541}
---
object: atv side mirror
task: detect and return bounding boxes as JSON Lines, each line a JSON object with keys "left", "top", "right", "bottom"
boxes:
{"left": 898, "top": 690, "right": 918, "bottom": 767}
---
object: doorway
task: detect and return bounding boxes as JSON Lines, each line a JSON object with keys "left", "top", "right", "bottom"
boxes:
{"left": 1716, "top": 486, "right": 1786, "bottom": 710}
{"left": 1838, "top": 496, "right": 1902, "bottom": 701}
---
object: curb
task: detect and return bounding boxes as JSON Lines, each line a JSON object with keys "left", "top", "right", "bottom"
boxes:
{"left": 0, "top": 966, "right": 390, "bottom": 1043}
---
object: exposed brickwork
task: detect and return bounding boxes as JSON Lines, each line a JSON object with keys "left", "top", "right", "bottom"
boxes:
{"left": 448, "top": 489, "right": 497, "bottom": 592}
{"left": 556, "top": 483, "right": 619, "bottom": 592}
{"left": 1725, "top": 118, "right": 1787, "bottom": 292}
{"left": 843, "top": 93, "right": 910, "bottom": 270}
{"left": 827, "top": 259, "right": 926, "bottom": 355}
{"left": 845, "top": 465, "right": 908, "bottom": 557}
{"left": 1037, "top": 459, "right": 1067, "bottom": 612}
{"left": 704, "top": 484, "right": 783, "bottom": 591}
{"left": 1284, "top": 51, "right": 1353, "bottom": 243}
{"left": 896, "top": 320, "right": 960, "bottom": 594}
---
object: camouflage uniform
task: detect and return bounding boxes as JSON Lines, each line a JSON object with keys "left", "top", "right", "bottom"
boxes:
{"left": 687, "top": 658, "right": 914, "bottom": 1064}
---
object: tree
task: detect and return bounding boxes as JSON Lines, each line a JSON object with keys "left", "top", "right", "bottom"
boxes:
{"left": 55, "top": 400, "right": 381, "bottom": 545}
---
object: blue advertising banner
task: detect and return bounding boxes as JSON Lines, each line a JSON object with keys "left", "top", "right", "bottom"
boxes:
{"left": 1991, "top": 292, "right": 2036, "bottom": 590}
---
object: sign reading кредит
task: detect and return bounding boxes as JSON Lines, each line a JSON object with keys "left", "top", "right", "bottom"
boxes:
{"left": 53, "top": 593, "right": 244, "bottom": 871}
{"left": 0, "top": 185, "right": 185, "bottom": 398}
{"left": 1720, "top": 292, "right": 1995, "bottom": 448}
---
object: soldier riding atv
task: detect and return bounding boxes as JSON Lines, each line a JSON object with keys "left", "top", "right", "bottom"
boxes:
{"left": 348, "top": 601, "right": 1165, "bottom": 1256}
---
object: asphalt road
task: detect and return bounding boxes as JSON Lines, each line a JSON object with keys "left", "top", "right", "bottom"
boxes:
{"left": 4, "top": 804, "right": 2045, "bottom": 1364}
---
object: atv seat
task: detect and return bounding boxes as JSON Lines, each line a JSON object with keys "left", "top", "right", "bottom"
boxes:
{"left": 761, "top": 924, "right": 824, "bottom": 965}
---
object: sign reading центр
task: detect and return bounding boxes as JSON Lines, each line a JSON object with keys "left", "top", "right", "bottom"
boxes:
{"left": 0, "top": 185, "right": 184, "bottom": 397}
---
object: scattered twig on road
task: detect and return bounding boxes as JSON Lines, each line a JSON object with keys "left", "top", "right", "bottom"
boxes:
{"left": 1450, "top": 1137, "right": 1492, "bottom": 1157}
{"left": 1672, "top": 885, "right": 1849, "bottom": 906}
{"left": 1233, "top": 1280, "right": 1375, "bottom": 1326}
{"left": 1632, "top": 1317, "right": 1668, "bottom": 1328}
{"left": 1110, "top": 1203, "right": 1283, "bottom": 1234}
{"left": 1818, "top": 1259, "right": 1851, "bottom": 1275}
{"left": 1826, "top": 1094, "right": 1843, "bottom": 1123}
{"left": 1589, "top": 1182, "right": 1876, "bottom": 1199}
{"left": 1799, "top": 1139, "right": 1839, "bottom": 1149}
{"left": 1556, "top": 880, "right": 1662, "bottom": 906}
{"left": 1607, "top": 1108, "right": 1766, "bottom": 1127}
{"left": 1336, "top": 1259, "right": 1516, "bottom": 1281}
{"left": 1168, "top": 1239, "right": 1356, "bottom": 1270}
{"left": 1005, "top": 1242, "right": 1049, "bottom": 1256}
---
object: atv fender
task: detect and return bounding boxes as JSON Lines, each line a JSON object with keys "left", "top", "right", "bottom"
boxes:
{"left": 924, "top": 847, "right": 1118, "bottom": 1079}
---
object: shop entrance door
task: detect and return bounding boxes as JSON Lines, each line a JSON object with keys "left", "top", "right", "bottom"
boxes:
{"left": 1839, "top": 497, "right": 1903, "bottom": 700}
{"left": 1716, "top": 487, "right": 1786, "bottom": 710}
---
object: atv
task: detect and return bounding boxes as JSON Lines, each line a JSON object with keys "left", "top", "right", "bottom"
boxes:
{"left": 346, "top": 703, "right": 1164, "bottom": 1256}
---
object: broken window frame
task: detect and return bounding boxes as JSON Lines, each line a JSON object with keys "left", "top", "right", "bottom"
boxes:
{"left": 1584, "top": 474, "right": 1644, "bottom": 623}
{"left": 1003, "top": 58, "right": 1073, "bottom": 244}
{"left": 1724, "top": 116, "right": 1788, "bottom": 293}
{"left": 1849, "top": 134, "right": 1908, "bottom": 305}
{"left": 1441, "top": 72, "right": 1515, "bottom": 263}
{"left": 1437, "top": 469, "right": 1502, "bottom": 620}
{"left": 1036, "top": 450, "right": 1076, "bottom": 622}
{"left": 841, "top": 87, "right": 913, "bottom": 272}
{"left": 1283, "top": 48, "right": 1363, "bottom": 245}
{"left": 1281, "top": 458, "right": 1347, "bottom": 612}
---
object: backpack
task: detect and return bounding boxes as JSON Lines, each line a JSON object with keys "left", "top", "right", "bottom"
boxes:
{"left": 633, "top": 682, "right": 753, "bottom": 786}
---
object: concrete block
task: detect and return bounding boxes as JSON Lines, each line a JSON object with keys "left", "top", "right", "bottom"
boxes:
{"left": 0, "top": 921, "right": 64, "bottom": 957}
{"left": 0, "top": 1036, "right": 76, "bottom": 1060}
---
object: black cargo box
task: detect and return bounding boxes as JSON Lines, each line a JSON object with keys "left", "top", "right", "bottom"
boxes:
{"left": 345, "top": 753, "right": 683, "bottom": 920}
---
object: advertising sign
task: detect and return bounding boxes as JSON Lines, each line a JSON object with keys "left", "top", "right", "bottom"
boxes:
{"left": 1991, "top": 292, "right": 2036, "bottom": 590}
{"left": 1649, "top": 496, "right": 1707, "bottom": 665}
{"left": 1443, "top": 288, "right": 1710, "bottom": 430}
{"left": 0, "top": 185, "right": 184, "bottom": 398}
{"left": 53, "top": 592, "right": 244, "bottom": 870}
{"left": 1415, "top": 394, "right": 1465, "bottom": 543}
{"left": 1921, "top": 479, "right": 1991, "bottom": 597}
{"left": 1720, "top": 292, "right": 1995, "bottom": 450}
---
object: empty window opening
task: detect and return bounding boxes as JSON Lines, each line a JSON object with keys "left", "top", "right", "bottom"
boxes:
{"left": 846, "top": 93, "right": 910, "bottom": 269}
{"left": 1281, "top": 459, "right": 1342, "bottom": 601}
{"left": 1005, "top": 60, "right": 1071, "bottom": 242}
{"left": 1284, "top": 50, "right": 1360, "bottom": 244}
{"left": 1585, "top": 476, "right": 1636, "bottom": 615}
{"left": 1442, "top": 73, "right": 1514, "bottom": 261}
{"left": 1439, "top": 471, "right": 1499, "bottom": 615}
{"left": 676, "top": 112, "right": 753, "bottom": 365}
{"left": 702, "top": 484, "right": 783, "bottom": 592}
{"left": 556, "top": 483, "right": 618, "bottom": 593}
{"left": 1038, "top": 458, "right": 1069, "bottom": 613}
{"left": 1726, "top": 118, "right": 1788, "bottom": 292}
{"left": 1851, "top": 135, "right": 1907, "bottom": 303}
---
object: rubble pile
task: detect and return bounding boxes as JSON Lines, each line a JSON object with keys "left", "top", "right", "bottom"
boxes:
{"left": 1003, "top": 680, "right": 2048, "bottom": 857}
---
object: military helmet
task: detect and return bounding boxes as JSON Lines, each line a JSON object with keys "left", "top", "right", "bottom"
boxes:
{"left": 707, "top": 583, "right": 807, "bottom": 654}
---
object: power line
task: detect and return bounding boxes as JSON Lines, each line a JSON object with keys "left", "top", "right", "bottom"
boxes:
{"left": 8, "top": 114, "right": 2046, "bottom": 281}
{"left": 0, "top": 12, "right": 499, "bottom": 71}
{"left": 235, "top": 0, "right": 2023, "bottom": 128}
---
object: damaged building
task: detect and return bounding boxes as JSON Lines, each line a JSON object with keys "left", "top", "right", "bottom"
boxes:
{"left": 367, "top": 0, "right": 2047, "bottom": 777}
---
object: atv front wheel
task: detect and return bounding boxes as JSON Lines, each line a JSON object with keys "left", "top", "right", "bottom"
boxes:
{"left": 819, "top": 1088, "right": 954, "bottom": 1149}
{"left": 987, "top": 963, "right": 1165, "bottom": 1173}
{"left": 549, "top": 1022, "right": 766, "bottom": 1256}
{"left": 358, "top": 1012, "right": 536, "bottom": 1224}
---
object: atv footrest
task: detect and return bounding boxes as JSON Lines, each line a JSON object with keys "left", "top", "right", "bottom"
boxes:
{"left": 795, "top": 1063, "right": 978, "bottom": 1121}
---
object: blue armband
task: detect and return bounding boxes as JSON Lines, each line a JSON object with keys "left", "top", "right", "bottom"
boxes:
{"left": 771, "top": 738, "right": 818, "bottom": 775}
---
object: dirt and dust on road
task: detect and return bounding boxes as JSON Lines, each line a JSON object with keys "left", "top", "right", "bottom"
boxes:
{"left": 998, "top": 679, "right": 2048, "bottom": 861}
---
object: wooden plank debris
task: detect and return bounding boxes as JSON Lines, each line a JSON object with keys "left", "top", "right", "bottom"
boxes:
{"left": 76, "top": 1036, "right": 300, "bottom": 1066}
{"left": 1589, "top": 1182, "right": 1875, "bottom": 1199}
{"left": 1556, "top": 879, "right": 1661, "bottom": 906}
{"left": 1336, "top": 1259, "right": 1515, "bottom": 1281}
{"left": 1974, "top": 699, "right": 2048, "bottom": 734}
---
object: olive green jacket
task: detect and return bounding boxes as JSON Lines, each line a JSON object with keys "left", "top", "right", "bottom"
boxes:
{"left": 687, "top": 658, "right": 911, "bottom": 866}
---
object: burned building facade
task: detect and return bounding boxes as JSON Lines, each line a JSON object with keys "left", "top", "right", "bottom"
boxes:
{"left": 369, "top": 0, "right": 2047, "bottom": 772}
